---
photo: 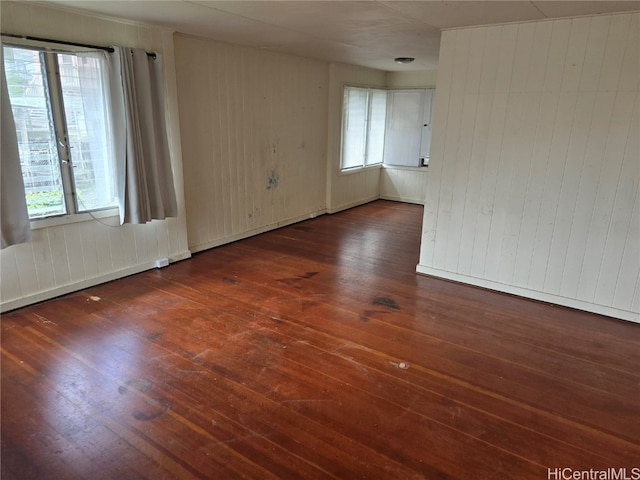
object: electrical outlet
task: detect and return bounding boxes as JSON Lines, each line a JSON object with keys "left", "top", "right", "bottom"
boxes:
{"left": 155, "top": 258, "right": 169, "bottom": 268}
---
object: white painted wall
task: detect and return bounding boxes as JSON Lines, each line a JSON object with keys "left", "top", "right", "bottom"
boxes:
{"left": 0, "top": 2, "right": 190, "bottom": 312}
{"left": 418, "top": 12, "right": 640, "bottom": 322}
{"left": 174, "top": 34, "right": 328, "bottom": 252}
{"left": 386, "top": 70, "right": 438, "bottom": 89}
{"left": 380, "top": 166, "right": 428, "bottom": 205}
{"left": 326, "top": 63, "right": 387, "bottom": 213}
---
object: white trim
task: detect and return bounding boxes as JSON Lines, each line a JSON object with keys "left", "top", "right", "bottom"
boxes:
{"left": 415, "top": 265, "right": 640, "bottom": 324}
{"left": 30, "top": 208, "right": 120, "bottom": 230}
{"left": 0, "top": 250, "right": 192, "bottom": 313}
{"left": 379, "top": 194, "right": 424, "bottom": 205}
{"left": 189, "top": 210, "right": 327, "bottom": 254}
{"left": 339, "top": 163, "right": 382, "bottom": 176}
{"left": 440, "top": 10, "right": 639, "bottom": 32}
{"left": 382, "top": 164, "right": 428, "bottom": 172}
{"left": 327, "top": 196, "right": 379, "bottom": 214}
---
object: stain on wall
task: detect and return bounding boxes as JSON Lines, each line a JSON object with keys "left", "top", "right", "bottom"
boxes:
{"left": 267, "top": 169, "right": 280, "bottom": 190}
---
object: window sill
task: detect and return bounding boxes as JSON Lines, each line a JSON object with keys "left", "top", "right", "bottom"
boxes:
{"left": 339, "top": 163, "right": 383, "bottom": 176}
{"left": 382, "top": 164, "right": 429, "bottom": 172}
{"left": 30, "top": 208, "right": 120, "bottom": 230}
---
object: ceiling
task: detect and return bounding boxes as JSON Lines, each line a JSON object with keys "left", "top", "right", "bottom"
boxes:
{"left": 33, "top": 1, "right": 640, "bottom": 70}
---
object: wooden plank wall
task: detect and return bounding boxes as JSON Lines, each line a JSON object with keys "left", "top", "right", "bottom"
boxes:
{"left": 0, "top": 2, "right": 191, "bottom": 312}
{"left": 174, "top": 34, "right": 329, "bottom": 252}
{"left": 326, "top": 63, "right": 387, "bottom": 213}
{"left": 418, "top": 12, "right": 639, "bottom": 322}
{"left": 379, "top": 166, "right": 429, "bottom": 205}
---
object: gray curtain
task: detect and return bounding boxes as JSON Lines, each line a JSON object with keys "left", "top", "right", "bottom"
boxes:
{"left": 108, "top": 46, "right": 178, "bottom": 225}
{"left": 1, "top": 47, "right": 32, "bottom": 249}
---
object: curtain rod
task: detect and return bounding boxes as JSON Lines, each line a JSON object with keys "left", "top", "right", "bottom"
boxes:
{"left": 1, "top": 33, "right": 157, "bottom": 58}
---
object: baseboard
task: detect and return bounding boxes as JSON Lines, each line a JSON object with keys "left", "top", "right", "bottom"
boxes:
{"left": 326, "top": 196, "right": 380, "bottom": 214}
{"left": 0, "top": 250, "right": 192, "bottom": 313}
{"left": 170, "top": 250, "right": 192, "bottom": 263}
{"left": 416, "top": 264, "right": 639, "bottom": 324}
{"left": 189, "top": 209, "right": 327, "bottom": 254}
{"left": 379, "top": 194, "right": 425, "bottom": 205}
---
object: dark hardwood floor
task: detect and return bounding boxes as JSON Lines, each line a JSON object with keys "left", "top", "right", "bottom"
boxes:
{"left": 2, "top": 200, "right": 639, "bottom": 479}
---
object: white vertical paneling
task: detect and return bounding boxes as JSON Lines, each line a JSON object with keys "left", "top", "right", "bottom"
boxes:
{"left": 483, "top": 90, "right": 524, "bottom": 281}
{"left": 326, "top": 63, "right": 385, "bottom": 213}
{"left": 494, "top": 22, "right": 540, "bottom": 284}
{"left": 108, "top": 225, "right": 126, "bottom": 272}
{"left": 598, "top": 14, "right": 631, "bottom": 92}
{"left": 558, "top": 91, "right": 616, "bottom": 299}
{"left": 241, "top": 48, "right": 255, "bottom": 231}
{"left": 379, "top": 167, "right": 428, "bottom": 204}
{"left": 0, "top": 249, "right": 21, "bottom": 302}
{"left": 433, "top": 27, "right": 473, "bottom": 271}
{"left": 610, "top": 98, "right": 639, "bottom": 310}
{"left": 12, "top": 242, "right": 38, "bottom": 294}
{"left": 510, "top": 20, "right": 553, "bottom": 287}
{"left": 175, "top": 34, "right": 328, "bottom": 251}
{"left": 467, "top": 26, "right": 503, "bottom": 278}
{"left": 577, "top": 98, "right": 637, "bottom": 302}
{"left": 30, "top": 229, "right": 55, "bottom": 290}
{"left": 272, "top": 54, "right": 288, "bottom": 223}
{"left": 63, "top": 223, "right": 86, "bottom": 282}
{"left": 542, "top": 18, "right": 593, "bottom": 293}
{"left": 458, "top": 25, "right": 502, "bottom": 275}
{"left": 594, "top": 93, "right": 639, "bottom": 307}
{"left": 208, "top": 45, "right": 224, "bottom": 240}
{"left": 470, "top": 25, "right": 519, "bottom": 278}
{"left": 47, "top": 226, "right": 71, "bottom": 287}
{"left": 457, "top": 93, "right": 492, "bottom": 275}
{"left": 528, "top": 91, "right": 578, "bottom": 289}
{"left": 121, "top": 223, "right": 139, "bottom": 267}
{"left": 179, "top": 37, "right": 210, "bottom": 245}
{"left": 527, "top": 19, "right": 573, "bottom": 290}
{"left": 0, "top": 2, "right": 30, "bottom": 33}
{"left": 229, "top": 46, "right": 242, "bottom": 235}
{"left": 245, "top": 49, "right": 265, "bottom": 230}
{"left": 543, "top": 91, "right": 596, "bottom": 295}
{"left": 612, "top": 186, "right": 639, "bottom": 310}
{"left": 421, "top": 31, "right": 456, "bottom": 265}
{"left": 632, "top": 276, "right": 640, "bottom": 316}
{"left": 579, "top": 16, "right": 611, "bottom": 93}
{"left": 156, "top": 222, "right": 169, "bottom": 261}
{"left": 618, "top": 13, "right": 639, "bottom": 93}
{"left": 218, "top": 45, "right": 233, "bottom": 236}
{"left": 1, "top": 2, "right": 190, "bottom": 312}
{"left": 418, "top": 12, "right": 640, "bottom": 322}
{"left": 78, "top": 222, "right": 99, "bottom": 279}
{"left": 446, "top": 28, "right": 484, "bottom": 273}
{"left": 512, "top": 73, "right": 554, "bottom": 285}
{"left": 138, "top": 224, "right": 159, "bottom": 265}
{"left": 94, "top": 222, "right": 114, "bottom": 275}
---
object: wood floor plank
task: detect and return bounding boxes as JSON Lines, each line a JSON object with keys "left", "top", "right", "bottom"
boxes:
{"left": 2, "top": 200, "right": 638, "bottom": 479}
{"left": 139, "top": 259, "right": 639, "bottom": 443}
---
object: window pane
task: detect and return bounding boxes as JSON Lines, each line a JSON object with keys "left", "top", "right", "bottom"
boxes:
{"left": 59, "top": 53, "right": 117, "bottom": 211}
{"left": 366, "top": 89, "right": 386, "bottom": 165}
{"left": 3, "top": 46, "right": 66, "bottom": 218}
{"left": 341, "top": 86, "right": 368, "bottom": 170}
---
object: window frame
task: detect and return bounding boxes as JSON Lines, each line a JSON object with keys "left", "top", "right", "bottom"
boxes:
{"left": 2, "top": 38, "right": 118, "bottom": 224}
{"left": 339, "top": 85, "right": 387, "bottom": 172}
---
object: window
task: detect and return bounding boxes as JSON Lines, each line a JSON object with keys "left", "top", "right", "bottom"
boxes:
{"left": 340, "top": 86, "right": 387, "bottom": 170}
{"left": 3, "top": 44, "right": 117, "bottom": 220}
{"left": 383, "top": 88, "right": 434, "bottom": 167}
